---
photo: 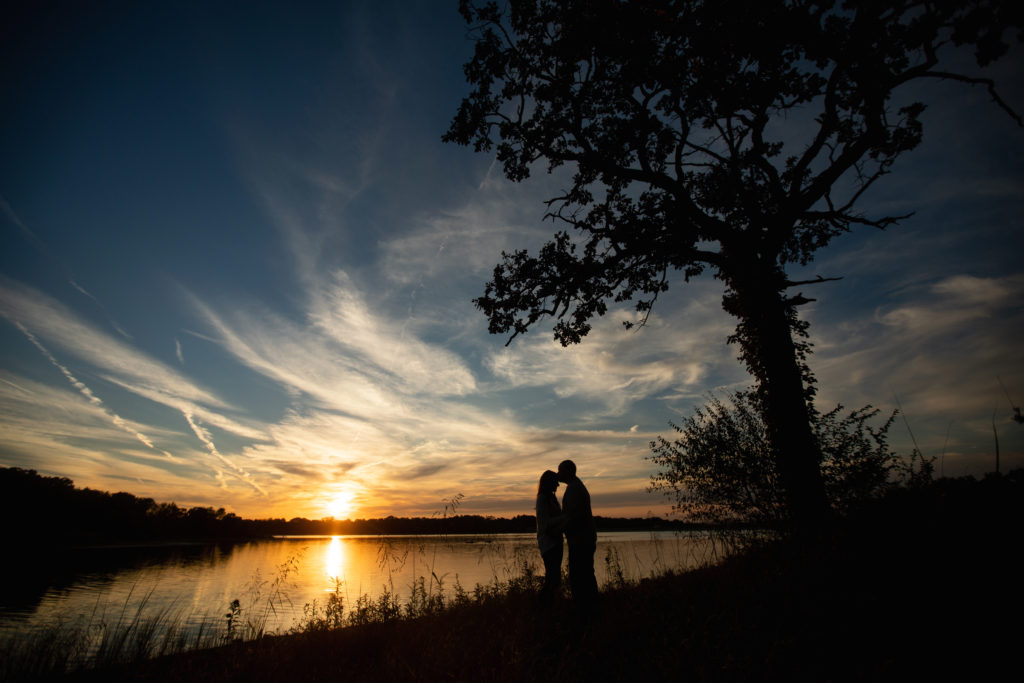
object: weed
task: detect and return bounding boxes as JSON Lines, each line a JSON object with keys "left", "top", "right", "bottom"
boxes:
{"left": 224, "top": 599, "right": 241, "bottom": 640}
{"left": 602, "top": 546, "right": 628, "bottom": 589}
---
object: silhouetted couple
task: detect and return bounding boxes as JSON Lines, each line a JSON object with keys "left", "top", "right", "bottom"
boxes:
{"left": 535, "top": 459, "right": 598, "bottom": 610}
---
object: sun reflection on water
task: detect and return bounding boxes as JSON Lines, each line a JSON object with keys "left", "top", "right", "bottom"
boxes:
{"left": 324, "top": 536, "right": 345, "bottom": 585}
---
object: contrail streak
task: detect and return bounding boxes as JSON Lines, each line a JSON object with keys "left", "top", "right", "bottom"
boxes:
{"left": 15, "top": 321, "right": 178, "bottom": 461}
{"left": 183, "top": 411, "right": 266, "bottom": 495}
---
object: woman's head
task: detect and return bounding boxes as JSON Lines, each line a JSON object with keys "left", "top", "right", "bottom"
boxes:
{"left": 538, "top": 469, "right": 559, "bottom": 495}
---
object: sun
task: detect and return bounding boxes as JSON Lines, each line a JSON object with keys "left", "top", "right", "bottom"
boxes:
{"left": 325, "top": 489, "right": 358, "bottom": 520}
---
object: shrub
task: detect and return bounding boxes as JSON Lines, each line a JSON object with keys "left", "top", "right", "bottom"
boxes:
{"left": 649, "top": 390, "right": 915, "bottom": 526}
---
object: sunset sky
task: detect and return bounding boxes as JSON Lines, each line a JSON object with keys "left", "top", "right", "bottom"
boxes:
{"left": 2, "top": 2, "right": 1022, "bottom": 521}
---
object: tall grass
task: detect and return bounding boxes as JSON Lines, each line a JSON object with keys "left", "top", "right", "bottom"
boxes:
{"left": 0, "top": 589, "right": 215, "bottom": 681}
{"left": 0, "top": 550, "right": 304, "bottom": 681}
{"left": 225, "top": 551, "right": 303, "bottom": 641}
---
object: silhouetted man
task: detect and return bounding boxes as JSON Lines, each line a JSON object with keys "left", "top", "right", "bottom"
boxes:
{"left": 557, "top": 459, "right": 598, "bottom": 609}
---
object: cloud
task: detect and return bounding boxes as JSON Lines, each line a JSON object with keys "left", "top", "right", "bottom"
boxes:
{"left": 0, "top": 369, "right": 214, "bottom": 484}
{"left": 93, "top": 373, "right": 267, "bottom": 441}
{"left": 0, "top": 196, "right": 46, "bottom": 252}
{"left": 930, "top": 274, "right": 1018, "bottom": 307}
{"left": 483, "top": 283, "right": 742, "bottom": 416}
{"left": 0, "top": 278, "right": 231, "bottom": 410}
{"left": 0, "top": 278, "right": 272, "bottom": 450}
{"left": 307, "top": 270, "right": 477, "bottom": 397}
{"left": 0, "top": 279, "right": 289, "bottom": 494}
{"left": 13, "top": 321, "right": 174, "bottom": 458}
{"left": 69, "top": 280, "right": 99, "bottom": 303}
{"left": 183, "top": 410, "right": 265, "bottom": 495}
{"left": 190, "top": 294, "right": 417, "bottom": 419}
{"left": 807, "top": 273, "right": 1024, "bottom": 473}
{"left": 379, "top": 194, "right": 550, "bottom": 287}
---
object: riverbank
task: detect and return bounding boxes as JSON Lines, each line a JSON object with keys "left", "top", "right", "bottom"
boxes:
{"left": 44, "top": 473, "right": 1019, "bottom": 682}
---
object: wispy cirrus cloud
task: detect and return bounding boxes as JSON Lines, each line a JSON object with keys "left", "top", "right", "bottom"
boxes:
{"left": 807, "top": 273, "right": 1024, "bottom": 473}
{"left": 0, "top": 369, "right": 209, "bottom": 482}
{"left": 12, "top": 321, "right": 173, "bottom": 458}
{"left": 0, "top": 279, "right": 267, "bottom": 440}
{"left": 307, "top": 270, "right": 477, "bottom": 397}
{"left": 379, "top": 193, "right": 550, "bottom": 288}
{"left": 0, "top": 278, "right": 278, "bottom": 491}
{"left": 483, "top": 282, "right": 745, "bottom": 415}
{"left": 0, "top": 278, "right": 230, "bottom": 410}
{"left": 190, "top": 294, "right": 412, "bottom": 419}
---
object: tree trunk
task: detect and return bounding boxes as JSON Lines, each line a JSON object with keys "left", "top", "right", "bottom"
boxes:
{"left": 725, "top": 266, "right": 828, "bottom": 532}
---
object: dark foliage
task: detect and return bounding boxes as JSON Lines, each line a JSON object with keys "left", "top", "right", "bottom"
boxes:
{"left": 647, "top": 390, "right": 922, "bottom": 525}
{"left": 1, "top": 467, "right": 247, "bottom": 545}
{"left": 445, "top": 0, "right": 1022, "bottom": 529}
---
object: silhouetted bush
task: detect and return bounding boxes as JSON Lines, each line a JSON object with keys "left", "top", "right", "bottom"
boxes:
{"left": 648, "top": 391, "right": 929, "bottom": 526}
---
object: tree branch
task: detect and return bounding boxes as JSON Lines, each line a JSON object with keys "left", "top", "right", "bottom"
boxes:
{"left": 783, "top": 275, "right": 843, "bottom": 288}
{"left": 920, "top": 70, "right": 1024, "bottom": 127}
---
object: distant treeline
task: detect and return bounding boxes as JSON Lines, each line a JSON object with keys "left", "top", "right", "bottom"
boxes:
{"left": 1, "top": 467, "right": 693, "bottom": 546}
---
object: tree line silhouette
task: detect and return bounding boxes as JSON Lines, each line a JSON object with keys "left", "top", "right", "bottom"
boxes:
{"left": 1, "top": 467, "right": 691, "bottom": 547}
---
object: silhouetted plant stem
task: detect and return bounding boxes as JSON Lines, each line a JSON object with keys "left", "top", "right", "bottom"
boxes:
{"left": 992, "top": 410, "right": 1000, "bottom": 475}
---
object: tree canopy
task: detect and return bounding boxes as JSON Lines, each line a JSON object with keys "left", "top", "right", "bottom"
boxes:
{"left": 445, "top": 0, "right": 1022, "bottom": 529}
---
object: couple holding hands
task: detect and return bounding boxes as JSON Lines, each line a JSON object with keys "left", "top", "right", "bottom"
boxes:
{"left": 535, "top": 460, "right": 599, "bottom": 608}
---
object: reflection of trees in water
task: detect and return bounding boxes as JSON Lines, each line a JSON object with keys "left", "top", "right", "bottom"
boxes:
{"left": 0, "top": 541, "right": 248, "bottom": 617}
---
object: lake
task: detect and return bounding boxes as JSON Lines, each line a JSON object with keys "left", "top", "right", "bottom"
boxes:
{"left": 0, "top": 531, "right": 722, "bottom": 646}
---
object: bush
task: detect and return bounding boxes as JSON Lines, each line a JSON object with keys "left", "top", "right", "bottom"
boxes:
{"left": 648, "top": 390, "right": 915, "bottom": 525}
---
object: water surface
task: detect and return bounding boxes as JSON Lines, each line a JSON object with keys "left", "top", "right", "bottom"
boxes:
{"left": 0, "top": 531, "right": 720, "bottom": 642}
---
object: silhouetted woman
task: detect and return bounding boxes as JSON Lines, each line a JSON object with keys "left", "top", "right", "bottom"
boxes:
{"left": 536, "top": 469, "right": 567, "bottom": 604}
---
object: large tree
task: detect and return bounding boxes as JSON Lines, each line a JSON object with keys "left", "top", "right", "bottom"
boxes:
{"left": 444, "top": 0, "right": 1021, "bottom": 529}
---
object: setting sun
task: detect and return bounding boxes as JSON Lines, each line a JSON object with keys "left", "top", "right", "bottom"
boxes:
{"left": 326, "top": 489, "right": 358, "bottom": 520}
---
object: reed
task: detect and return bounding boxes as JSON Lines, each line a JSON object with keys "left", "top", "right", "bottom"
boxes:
{"left": 0, "top": 588, "right": 216, "bottom": 681}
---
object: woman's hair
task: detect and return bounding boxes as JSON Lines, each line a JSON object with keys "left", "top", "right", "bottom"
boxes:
{"left": 538, "top": 469, "right": 559, "bottom": 495}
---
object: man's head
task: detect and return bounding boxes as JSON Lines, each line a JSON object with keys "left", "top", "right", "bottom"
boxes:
{"left": 556, "top": 459, "right": 576, "bottom": 483}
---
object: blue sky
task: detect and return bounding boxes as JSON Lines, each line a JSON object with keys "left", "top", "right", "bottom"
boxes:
{"left": 2, "top": 1, "right": 1022, "bottom": 520}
